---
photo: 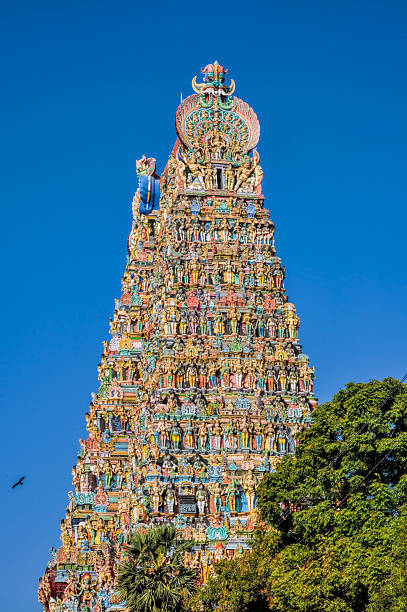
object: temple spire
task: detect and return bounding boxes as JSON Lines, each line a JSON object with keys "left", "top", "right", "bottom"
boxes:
{"left": 39, "top": 65, "right": 316, "bottom": 611}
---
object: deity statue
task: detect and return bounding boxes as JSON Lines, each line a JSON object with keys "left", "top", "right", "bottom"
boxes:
{"left": 197, "top": 421, "right": 208, "bottom": 451}
{"left": 165, "top": 483, "right": 177, "bottom": 514}
{"left": 226, "top": 480, "right": 238, "bottom": 513}
{"left": 149, "top": 480, "right": 162, "bottom": 514}
{"left": 210, "top": 420, "right": 223, "bottom": 450}
{"left": 243, "top": 469, "right": 257, "bottom": 512}
{"left": 210, "top": 480, "right": 223, "bottom": 513}
{"left": 196, "top": 483, "right": 207, "bottom": 515}
{"left": 170, "top": 421, "right": 182, "bottom": 450}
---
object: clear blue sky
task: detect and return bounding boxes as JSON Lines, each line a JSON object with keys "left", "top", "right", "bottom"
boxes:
{"left": 1, "top": 1, "right": 406, "bottom": 609}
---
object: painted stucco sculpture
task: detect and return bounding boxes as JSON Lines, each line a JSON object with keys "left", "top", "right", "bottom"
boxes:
{"left": 38, "top": 62, "right": 316, "bottom": 612}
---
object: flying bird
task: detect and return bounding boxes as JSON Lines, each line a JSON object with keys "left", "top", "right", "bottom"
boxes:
{"left": 11, "top": 476, "right": 25, "bottom": 489}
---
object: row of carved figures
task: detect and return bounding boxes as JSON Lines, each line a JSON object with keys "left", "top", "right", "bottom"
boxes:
{"left": 110, "top": 306, "right": 296, "bottom": 338}
{"left": 119, "top": 283, "right": 287, "bottom": 309}
{"left": 158, "top": 308, "right": 298, "bottom": 337}
{"left": 130, "top": 205, "right": 272, "bottom": 247}
{"left": 83, "top": 416, "right": 297, "bottom": 454}
{"left": 171, "top": 217, "right": 275, "bottom": 244}
{"left": 150, "top": 361, "right": 313, "bottom": 392}
{"left": 119, "top": 262, "right": 285, "bottom": 293}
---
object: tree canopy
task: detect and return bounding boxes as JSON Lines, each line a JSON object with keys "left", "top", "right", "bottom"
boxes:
{"left": 190, "top": 378, "right": 407, "bottom": 611}
{"left": 117, "top": 523, "right": 198, "bottom": 612}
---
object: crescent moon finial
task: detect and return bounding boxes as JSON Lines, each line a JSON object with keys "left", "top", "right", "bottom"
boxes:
{"left": 192, "top": 76, "right": 202, "bottom": 94}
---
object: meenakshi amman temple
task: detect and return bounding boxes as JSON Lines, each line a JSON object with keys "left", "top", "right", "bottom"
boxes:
{"left": 38, "top": 62, "right": 316, "bottom": 612}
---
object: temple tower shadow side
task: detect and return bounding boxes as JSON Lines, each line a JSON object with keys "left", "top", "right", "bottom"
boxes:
{"left": 38, "top": 62, "right": 316, "bottom": 612}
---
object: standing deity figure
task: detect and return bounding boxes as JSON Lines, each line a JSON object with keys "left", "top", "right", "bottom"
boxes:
{"left": 273, "top": 264, "right": 284, "bottom": 287}
{"left": 239, "top": 417, "right": 252, "bottom": 449}
{"left": 165, "top": 361, "right": 176, "bottom": 389}
{"left": 104, "top": 461, "right": 113, "bottom": 488}
{"left": 256, "top": 363, "right": 265, "bottom": 390}
{"left": 204, "top": 164, "right": 214, "bottom": 189}
{"left": 169, "top": 308, "right": 179, "bottom": 335}
{"left": 165, "top": 483, "right": 177, "bottom": 514}
{"left": 224, "top": 420, "right": 236, "bottom": 450}
{"left": 266, "top": 366, "right": 274, "bottom": 391}
{"left": 207, "top": 313, "right": 214, "bottom": 336}
{"left": 199, "top": 313, "right": 207, "bottom": 335}
{"left": 229, "top": 306, "right": 240, "bottom": 335}
{"left": 266, "top": 315, "right": 276, "bottom": 338}
{"left": 243, "top": 469, "right": 257, "bottom": 512}
{"left": 226, "top": 480, "right": 238, "bottom": 513}
{"left": 94, "top": 515, "right": 106, "bottom": 545}
{"left": 190, "top": 259, "right": 200, "bottom": 285}
{"left": 224, "top": 261, "right": 233, "bottom": 284}
{"left": 61, "top": 520, "right": 73, "bottom": 553}
{"left": 150, "top": 480, "right": 162, "bottom": 514}
{"left": 179, "top": 312, "right": 188, "bottom": 334}
{"left": 186, "top": 363, "right": 198, "bottom": 388}
{"left": 253, "top": 421, "right": 264, "bottom": 450}
{"left": 256, "top": 262, "right": 265, "bottom": 288}
{"left": 199, "top": 363, "right": 207, "bottom": 389}
{"left": 214, "top": 311, "right": 225, "bottom": 335}
{"left": 256, "top": 314, "right": 265, "bottom": 337}
{"left": 279, "top": 366, "right": 287, "bottom": 392}
{"left": 286, "top": 309, "right": 300, "bottom": 338}
{"left": 224, "top": 164, "right": 235, "bottom": 190}
{"left": 201, "top": 549, "right": 213, "bottom": 583}
{"left": 245, "top": 362, "right": 256, "bottom": 390}
{"left": 184, "top": 420, "right": 195, "bottom": 449}
{"left": 208, "top": 362, "right": 218, "bottom": 388}
{"left": 171, "top": 421, "right": 182, "bottom": 450}
{"left": 233, "top": 360, "right": 244, "bottom": 389}
{"left": 211, "top": 480, "right": 223, "bottom": 513}
{"left": 197, "top": 421, "right": 208, "bottom": 451}
{"left": 176, "top": 364, "right": 185, "bottom": 389}
{"left": 288, "top": 368, "right": 299, "bottom": 393}
{"left": 157, "top": 419, "right": 169, "bottom": 449}
{"left": 299, "top": 363, "right": 314, "bottom": 392}
{"left": 219, "top": 218, "right": 229, "bottom": 242}
{"left": 189, "top": 311, "right": 199, "bottom": 334}
{"left": 242, "top": 311, "right": 252, "bottom": 336}
{"left": 277, "top": 427, "right": 288, "bottom": 453}
{"left": 196, "top": 483, "right": 207, "bottom": 515}
{"left": 211, "top": 420, "right": 223, "bottom": 450}
{"left": 221, "top": 361, "right": 230, "bottom": 388}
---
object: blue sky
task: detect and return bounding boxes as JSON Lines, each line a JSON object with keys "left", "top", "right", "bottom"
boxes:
{"left": 1, "top": 1, "right": 406, "bottom": 609}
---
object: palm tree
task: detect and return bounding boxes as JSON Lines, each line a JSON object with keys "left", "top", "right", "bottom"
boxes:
{"left": 116, "top": 523, "right": 198, "bottom": 612}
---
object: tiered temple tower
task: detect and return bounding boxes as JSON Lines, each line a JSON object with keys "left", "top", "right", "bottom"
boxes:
{"left": 38, "top": 62, "right": 316, "bottom": 612}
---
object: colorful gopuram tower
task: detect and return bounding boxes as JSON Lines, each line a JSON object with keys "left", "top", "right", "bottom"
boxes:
{"left": 38, "top": 62, "right": 316, "bottom": 612}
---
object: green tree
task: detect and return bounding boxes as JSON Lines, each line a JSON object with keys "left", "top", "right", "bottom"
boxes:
{"left": 187, "top": 549, "right": 269, "bottom": 612}
{"left": 117, "top": 524, "right": 198, "bottom": 612}
{"left": 190, "top": 378, "right": 407, "bottom": 611}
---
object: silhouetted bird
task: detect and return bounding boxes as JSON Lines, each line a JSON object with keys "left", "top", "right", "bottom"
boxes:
{"left": 11, "top": 476, "right": 25, "bottom": 489}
